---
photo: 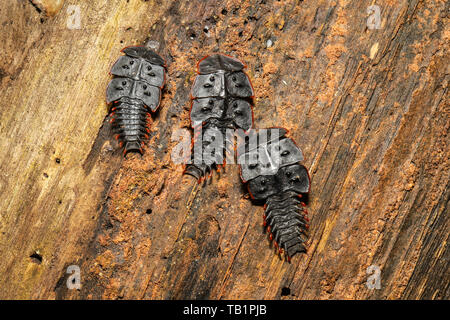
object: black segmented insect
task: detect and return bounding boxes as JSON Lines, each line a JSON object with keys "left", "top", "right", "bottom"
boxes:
{"left": 184, "top": 53, "right": 254, "bottom": 182}
{"left": 106, "top": 46, "right": 166, "bottom": 154}
{"left": 238, "top": 128, "right": 310, "bottom": 261}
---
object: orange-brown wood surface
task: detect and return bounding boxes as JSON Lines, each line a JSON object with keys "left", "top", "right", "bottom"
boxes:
{"left": 0, "top": 0, "right": 448, "bottom": 299}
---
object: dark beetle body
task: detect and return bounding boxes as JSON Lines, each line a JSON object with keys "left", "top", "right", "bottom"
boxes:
{"left": 106, "top": 46, "right": 166, "bottom": 154}
{"left": 185, "top": 53, "right": 254, "bottom": 181}
{"left": 238, "top": 128, "right": 310, "bottom": 261}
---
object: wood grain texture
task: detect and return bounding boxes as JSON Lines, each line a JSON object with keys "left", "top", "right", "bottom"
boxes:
{"left": 0, "top": 0, "right": 448, "bottom": 299}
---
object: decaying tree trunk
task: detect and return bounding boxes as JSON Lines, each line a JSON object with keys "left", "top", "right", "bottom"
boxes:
{"left": 0, "top": 0, "right": 448, "bottom": 299}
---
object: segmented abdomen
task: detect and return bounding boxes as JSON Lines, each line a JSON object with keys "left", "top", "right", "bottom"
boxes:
{"left": 110, "top": 97, "right": 149, "bottom": 153}
{"left": 238, "top": 128, "right": 310, "bottom": 261}
{"left": 264, "top": 191, "right": 309, "bottom": 259}
{"left": 106, "top": 46, "right": 165, "bottom": 154}
{"left": 185, "top": 53, "right": 254, "bottom": 182}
